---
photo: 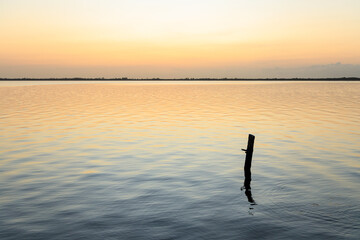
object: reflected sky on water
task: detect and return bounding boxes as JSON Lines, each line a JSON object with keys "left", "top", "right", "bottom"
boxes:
{"left": 0, "top": 81, "right": 359, "bottom": 239}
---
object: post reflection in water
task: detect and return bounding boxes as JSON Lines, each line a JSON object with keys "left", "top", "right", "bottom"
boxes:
{"left": 241, "top": 169, "right": 256, "bottom": 206}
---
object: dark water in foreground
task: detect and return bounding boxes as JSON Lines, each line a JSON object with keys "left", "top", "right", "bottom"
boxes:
{"left": 0, "top": 81, "right": 359, "bottom": 239}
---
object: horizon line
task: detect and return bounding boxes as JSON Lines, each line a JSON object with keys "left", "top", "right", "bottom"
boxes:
{"left": 1, "top": 77, "right": 360, "bottom": 81}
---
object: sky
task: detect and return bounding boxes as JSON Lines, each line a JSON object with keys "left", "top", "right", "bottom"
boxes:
{"left": 1, "top": 0, "right": 360, "bottom": 78}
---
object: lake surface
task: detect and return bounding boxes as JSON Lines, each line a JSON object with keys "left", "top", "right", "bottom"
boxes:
{"left": 0, "top": 81, "right": 359, "bottom": 239}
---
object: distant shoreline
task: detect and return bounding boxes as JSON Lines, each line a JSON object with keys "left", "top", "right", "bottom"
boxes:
{"left": 0, "top": 77, "right": 359, "bottom": 81}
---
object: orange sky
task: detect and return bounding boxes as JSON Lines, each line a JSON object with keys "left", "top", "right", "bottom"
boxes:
{"left": 1, "top": 0, "right": 360, "bottom": 78}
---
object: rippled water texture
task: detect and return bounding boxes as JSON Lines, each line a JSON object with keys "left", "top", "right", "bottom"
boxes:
{"left": 0, "top": 81, "right": 359, "bottom": 239}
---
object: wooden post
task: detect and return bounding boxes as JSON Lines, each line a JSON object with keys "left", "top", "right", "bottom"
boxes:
{"left": 242, "top": 134, "right": 255, "bottom": 190}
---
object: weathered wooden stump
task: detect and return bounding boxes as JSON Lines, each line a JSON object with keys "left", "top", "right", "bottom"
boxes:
{"left": 242, "top": 134, "right": 255, "bottom": 190}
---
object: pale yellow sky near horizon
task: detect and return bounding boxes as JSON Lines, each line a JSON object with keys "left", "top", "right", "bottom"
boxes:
{"left": 1, "top": 0, "right": 360, "bottom": 78}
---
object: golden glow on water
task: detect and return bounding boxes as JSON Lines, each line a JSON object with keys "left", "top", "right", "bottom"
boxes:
{"left": 1, "top": 82, "right": 359, "bottom": 158}
{"left": 81, "top": 170, "right": 99, "bottom": 174}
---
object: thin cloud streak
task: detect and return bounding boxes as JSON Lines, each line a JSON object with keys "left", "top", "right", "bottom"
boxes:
{"left": 1, "top": 63, "right": 359, "bottom": 79}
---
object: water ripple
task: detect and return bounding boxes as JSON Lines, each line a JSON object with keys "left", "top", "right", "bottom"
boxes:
{"left": 0, "top": 81, "right": 359, "bottom": 240}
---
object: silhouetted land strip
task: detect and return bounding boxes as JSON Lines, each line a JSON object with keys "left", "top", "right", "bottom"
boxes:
{"left": 1, "top": 77, "right": 359, "bottom": 81}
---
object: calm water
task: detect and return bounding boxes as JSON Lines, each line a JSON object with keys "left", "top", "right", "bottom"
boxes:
{"left": 0, "top": 81, "right": 359, "bottom": 239}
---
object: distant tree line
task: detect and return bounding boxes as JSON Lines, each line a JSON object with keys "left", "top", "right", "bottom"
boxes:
{"left": 0, "top": 77, "right": 359, "bottom": 81}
